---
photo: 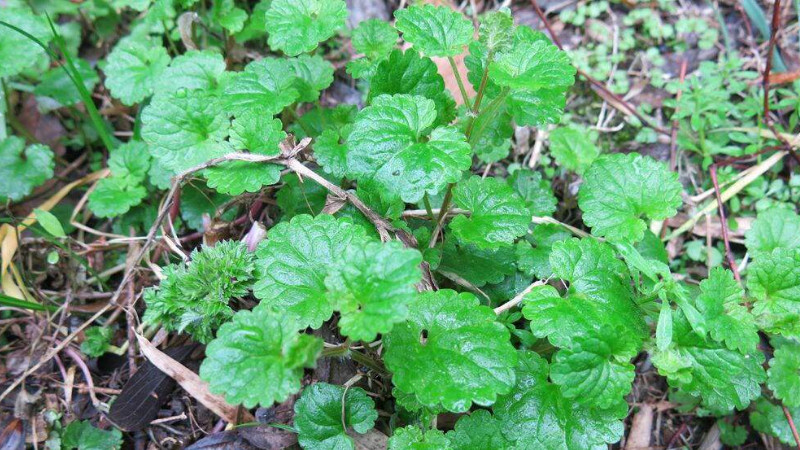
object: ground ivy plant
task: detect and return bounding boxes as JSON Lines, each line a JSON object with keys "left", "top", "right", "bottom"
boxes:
{"left": 3, "top": 1, "right": 798, "bottom": 448}
{"left": 133, "top": 4, "right": 795, "bottom": 449}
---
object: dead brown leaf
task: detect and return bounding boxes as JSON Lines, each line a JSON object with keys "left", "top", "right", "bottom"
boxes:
{"left": 135, "top": 334, "right": 254, "bottom": 425}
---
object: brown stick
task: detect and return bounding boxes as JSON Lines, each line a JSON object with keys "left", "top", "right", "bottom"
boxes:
{"left": 666, "top": 421, "right": 689, "bottom": 449}
{"left": 709, "top": 165, "right": 741, "bottom": 283}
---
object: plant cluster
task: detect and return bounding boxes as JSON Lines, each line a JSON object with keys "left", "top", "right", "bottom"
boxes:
{"left": 1, "top": 0, "right": 799, "bottom": 448}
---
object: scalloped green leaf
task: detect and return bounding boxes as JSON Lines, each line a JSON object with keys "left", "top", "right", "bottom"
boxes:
{"left": 383, "top": 289, "right": 517, "bottom": 412}
{"left": 449, "top": 176, "right": 530, "bottom": 249}
{"left": 352, "top": 19, "right": 398, "bottom": 59}
{"left": 478, "top": 9, "right": 513, "bottom": 53}
{"left": 62, "top": 420, "right": 123, "bottom": 450}
{"left": 294, "top": 382, "right": 377, "bottom": 450}
{"left": 286, "top": 54, "right": 335, "bottom": 103}
{"left": 211, "top": 0, "right": 247, "bottom": 33}
{"left": 0, "top": 8, "right": 51, "bottom": 78}
{"left": 494, "top": 351, "right": 626, "bottom": 449}
{"left": 489, "top": 36, "right": 574, "bottom": 91}
{"left": 389, "top": 426, "right": 450, "bottom": 450}
{"left": 141, "top": 90, "right": 232, "bottom": 173}
{"left": 651, "top": 309, "right": 765, "bottom": 414}
{"left": 506, "top": 87, "right": 568, "bottom": 127}
{"left": 515, "top": 232, "right": 564, "bottom": 280}
{"left": 35, "top": 59, "right": 100, "bottom": 106}
{"left": 204, "top": 161, "right": 282, "bottom": 196}
{"left": 549, "top": 334, "right": 635, "bottom": 409}
{"left": 523, "top": 239, "right": 648, "bottom": 352}
{"left": 264, "top": 0, "right": 347, "bottom": 56}
{"left": 578, "top": 153, "right": 682, "bottom": 243}
{"left": 103, "top": 37, "right": 170, "bottom": 105}
{"left": 767, "top": 344, "right": 800, "bottom": 407}
{"left": 293, "top": 104, "right": 357, "bottom": 139}
{"left": 154, "top": 50, "right": 227, "bottom": 96}
{"left": 325, "top": 241, "right": 422, "bottom": 342}
{"left": 368, "top": 49, "right": 457, "bottom": 127}
{"left": 394, "top": 4, "right": 473, "bottom": 57}
{"left": 88, "top": 177, "right": 147, "bottom": 218}
{"left": 446, "top": 410, "right": 511, "bottom": 449}
{"left": 346, "top": 94, "right": 471, "bottom": 203}
{"left": 200, "top": 306, "right": 322, "bottom": 408}
{"left": 107, "top": 140, "right": 150, "bottom": 184}
{"left": 204, "top": 112, "right": 285, "bottom": 195}
{"left": 550, "top": 237, "right": 633, "bottom": 303}
{"left": 747, "top": 248, "right": 800, "bottom": 336}
{"left": 314, "top": 129, "right": 348, "bottom": 179}
{"left": 750, "top": 399, "right": 800, "bottom": 446}
{"left": 745, "top": 207, "right": 800, "bottom": 255}
{"left": 467, "top": 27, "right": 574, "bottom": 127}
{"left": 437, "top": 238, "right": 516, "bottom": 287}
{"left": 548, "top": 126, "right": 600, "bottom": 175}
{"left": 0, "top": 137, "right": 55, "bottom": 202}
{"left": 228, "top": 112, "right": 286, "bottom": 154}
{"left": 509, "top": 169, "right": 557, "bottom": 217}
{"left": 222, "top": 58, "right": 299, "bottom": 116}
{"left": 253, "top": 214, "right": 369, "bottom": 329}
{"left": 696, "top": 267, "right": 758, "bottom": 353}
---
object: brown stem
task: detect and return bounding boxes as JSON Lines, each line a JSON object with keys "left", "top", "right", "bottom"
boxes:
{"left": 763, "top": 0, "right": 782, "bottom": 119}
{"left": 761, "top": 0, "right": 800, "bottom": 165}
{"left": 669, "top": 59, "right": 688, "bottom": 172}
{"left": 666, "top": 421, "right": 688, "bottom": 449}
{"left": 783, "top": 405, "right": 800, "bottom": 450}
{"left": 709, "top": 165, "right": 741, "bottom": 283}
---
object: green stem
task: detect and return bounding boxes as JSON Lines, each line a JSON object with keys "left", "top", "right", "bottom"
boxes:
{"left": 447, "top": 56, "right": 471, "bottom": 107}
{"left": 320, "top": 345, "right": 388, "bottom": 377}
{"left": 708, "top": 0, "right": 732, "bottom": 57}
{"left": 0, "top": 16, "right": 115, "bottom": 151}
{"left": 470, "top": 53, "right": 492, "bottom": 114}
{"left": 427, "top": 65, "right": 499, "bottom": 248}
{"left": 321, "top": 345, "right": 349, "bottom": 358}
{"left": 163, "top": 20, "right": 179, "bottom": 56}
{"left": 463, "top": 51, "right": 494, "bottom": 138}
{"left": 284, "top": 106, "right": 313, "bottom": 137}
{"left": 422, "top": 193, "right": 434, "bottom": 221}
{"left": 469, "top": 89, "right": 510, "bottom": 147}
{"left": 429, "top": 182, "right": 455, "bottom": 248}
{"left": 349, "top": 350, "right": 389, "bottom": 377}
{"left": 0, "top": 77, "right": 6, "bottom": 141}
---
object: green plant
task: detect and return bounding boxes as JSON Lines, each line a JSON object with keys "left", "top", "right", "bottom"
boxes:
{"left": 3, "top": 1, "right": 800, "bottom": 448}
{"left": 123, "top": 5, "right": 789, "bottom": 448}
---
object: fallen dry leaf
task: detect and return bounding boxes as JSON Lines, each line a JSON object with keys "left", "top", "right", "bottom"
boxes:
{"left": 135, "top": 333, "right": 254, "bottom": 424}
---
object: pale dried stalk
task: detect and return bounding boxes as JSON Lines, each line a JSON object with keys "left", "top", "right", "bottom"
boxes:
{"left": 494, "top": 280, "right": 547, "bottom": 315}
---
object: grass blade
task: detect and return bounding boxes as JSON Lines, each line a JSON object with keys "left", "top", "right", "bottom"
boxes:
{"left": 740, "top": 0, "right": 788, "bottom": 72}
{"left": 0, "top": 293, "right": 58, "bottom": 312}
{"left": 0, "top": 16, "right": 116, "bottom": 151}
